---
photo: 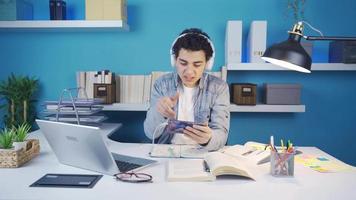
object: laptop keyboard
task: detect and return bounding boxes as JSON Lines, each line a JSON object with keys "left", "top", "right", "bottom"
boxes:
{"left": 114, "top": 160, "right": 143, "bottom": 173}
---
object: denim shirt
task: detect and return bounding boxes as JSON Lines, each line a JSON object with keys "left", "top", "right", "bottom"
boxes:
{"left": 143, "top": 72, "right": 230, "bottom": 151}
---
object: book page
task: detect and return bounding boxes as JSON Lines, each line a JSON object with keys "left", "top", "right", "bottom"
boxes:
{"left": 167, "top": 159, "right": 215, "bottom": 181}
{"left": 149, "top": 144, "right": 181, "bottom": 158}
{"left": 180, "top": 145, "right": 209, "bottom": 158}
{"left": 205, "top": 152, "right": 255, "bottom": 180}
{"left": 222, "top": 142, "right": 270, "bottom": 165}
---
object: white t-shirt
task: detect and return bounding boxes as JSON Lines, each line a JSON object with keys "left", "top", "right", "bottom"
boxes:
{"left": 171, "top": 85, "right": 198, "bottom": 145}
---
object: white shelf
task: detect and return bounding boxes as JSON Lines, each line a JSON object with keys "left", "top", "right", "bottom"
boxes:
{"left": 102, "top": 103, "right": 149, "bottom": 111}
{"left": 102, "top": 103, "right": 305, "bottom": 113}
{"left": 227, "top": 63, "right": 356, "bottom": 71}
{"left": 229, "top": 104, "right": 305, "bottom": 113}
{"left": 0, "top": 20, "right": 129, "bottom": 31}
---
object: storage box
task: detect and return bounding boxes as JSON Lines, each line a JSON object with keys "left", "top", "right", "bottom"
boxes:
{"left": 0, "top": 139, "right": 40, "bottom": 168}
{"left": 264, "top": 83, "right": 301, "bottom": 105}
{"left": 0, "top": 0, "right": 33, "bottom": 20}
{"left": 94, "top": 83, "right": 116, "bottom": 104}
{"left": 85, "top": 0, "right": 127, "bottom": 20}
{"left": 231, "top": 83, "right": 257, "bottom": 105}
{"left": 329, "top": 41, "right": 356, "bottom": 63}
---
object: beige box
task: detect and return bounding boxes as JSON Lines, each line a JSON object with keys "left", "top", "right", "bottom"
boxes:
{"left": 85, "top": 0, "right": 127, "bottom": 20}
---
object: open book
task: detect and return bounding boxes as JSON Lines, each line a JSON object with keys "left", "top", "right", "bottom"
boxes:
{"left": 220, "top": 141, "right": 271, "bottom": 165}
{"left": 149, "top": 144, "right": 208, "bottom": 159}
{"left": 167, "top": 152, "right": 256, "bottom": 181}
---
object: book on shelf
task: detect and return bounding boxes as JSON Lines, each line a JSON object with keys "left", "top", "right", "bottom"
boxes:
{"left": 149, "top": 144, "right": 209, "bottom": 159}
{"left": 220, "top": 141, "right": 271, "bottom": 165}
{"left": 247, "top": 21, "right": 267, "bottom": 63}
{"left": 167, "top": 151, "right": 256, "bottom": 182}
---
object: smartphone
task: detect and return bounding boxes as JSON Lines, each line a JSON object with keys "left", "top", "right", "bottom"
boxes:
{"left": 164, "top": 119, "right": 205, "bottom": 134}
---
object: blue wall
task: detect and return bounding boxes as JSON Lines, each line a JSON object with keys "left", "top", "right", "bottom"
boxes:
{"left": 1, "top": 0, "right": 356, "bottom": 165}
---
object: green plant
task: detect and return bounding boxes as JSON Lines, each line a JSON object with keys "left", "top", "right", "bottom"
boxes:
{"left": 0, "top": 128, "right": 15, "bottom": 149}
{"left": 287, "top": 0, "right": 306, "bottom": 22}
{"left": 0, "top": 73, "right": 39, "bottom": 128}
{"left": 13, "top": 123, "right": 31, "bottom": 142}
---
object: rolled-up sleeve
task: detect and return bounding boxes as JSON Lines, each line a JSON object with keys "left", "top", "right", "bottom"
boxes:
{"left": 204, "top": 82, "right": 230, "bottom": 151}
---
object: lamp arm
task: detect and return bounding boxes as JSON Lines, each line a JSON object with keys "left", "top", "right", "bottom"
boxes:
{"left": 305, "top": 36, "right": 356, "bottom": 41}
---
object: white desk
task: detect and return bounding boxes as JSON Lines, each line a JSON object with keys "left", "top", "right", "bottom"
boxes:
{"left": 1, "top": 124, "right": 356, "bottom": 200}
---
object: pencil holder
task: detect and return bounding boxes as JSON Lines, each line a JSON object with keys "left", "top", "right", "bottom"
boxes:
{"left": 270, "top": 150, "right": 294, "bottom": 176}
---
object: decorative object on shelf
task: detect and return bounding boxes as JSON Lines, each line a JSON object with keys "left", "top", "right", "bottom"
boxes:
{"left": 264, "top": 83, "right": 301, "bottom": 105}
{"left": 286, "top": 0, "right": 306, "bottom": 23}
{"left": 329, "top": 41, "right": 356, "bottom": 64}
{"left": 262, "top": 21, "right": 356, "bottom": 73}
{"left": 225, "top": 20, "right": 242, "bottom": 66}
{"left": 94, "top": 83, "right": 116, "bottom": 104}
{"left": 0, "top": 139, "right": 40, "bottom": 168}
{"left": 85, "top": 0, "right": 127, "bottom": 21}
{"left": 0, "top": 0, "right": 33, "bottom": 21}
{"left": 247, "top": 21, "right": 267, "bottom": 63}
{"left": 231, "top": 83, "right": 257, "bottom": 105}
{"left": 49, "top": 0, "right": 66, "bottom": 20}
{"left": 0, "top": 73, "right": 39, "bottom": 128}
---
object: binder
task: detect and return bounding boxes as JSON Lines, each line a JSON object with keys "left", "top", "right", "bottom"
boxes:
{"left": 247, "top": 21, "right": 267, "bottom": 63}
{"left": 55, "top": 0, "right": 66, "bottom": 20}
{"left": 225, "top": 20, "right": 242, "bottom": 66}
{"left": 49, "top": 0, "right": 56, "bottom": 20}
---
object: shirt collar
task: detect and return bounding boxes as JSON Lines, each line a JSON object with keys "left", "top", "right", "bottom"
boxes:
{"left": 173, "top": 72, "right": 207, "bottom": 90}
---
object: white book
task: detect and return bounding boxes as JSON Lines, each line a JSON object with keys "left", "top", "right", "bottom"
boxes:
{"left": 85, "top": 71, "right": 97, "bottom": 98}
{"left": 143, "top": 75, "right": 152, "bottom": 103}
{"left": 76, "top": 71, "right": 87, "bottom": 98}
{"left": 247, "top": 21, "right": 267, "bottom": 63}
{"left": 225, "top": 20, "right": 242, "bottom": 66}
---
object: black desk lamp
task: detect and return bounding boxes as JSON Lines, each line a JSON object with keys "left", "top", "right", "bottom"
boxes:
{"left": 261, "top": 22, "right": 356, "bottom": 73}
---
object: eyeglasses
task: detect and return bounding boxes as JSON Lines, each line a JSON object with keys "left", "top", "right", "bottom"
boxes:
{"left": 114, "top": 172, "right": 153, "bottom": 183}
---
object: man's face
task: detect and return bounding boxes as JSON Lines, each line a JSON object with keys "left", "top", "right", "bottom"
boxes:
{"left": 175, "top": 48, "right": 207, "bottom": 88}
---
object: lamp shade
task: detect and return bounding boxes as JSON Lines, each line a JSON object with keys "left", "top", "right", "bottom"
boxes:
{"left": 262, "top": 38, "right": 312, "bottom": 73}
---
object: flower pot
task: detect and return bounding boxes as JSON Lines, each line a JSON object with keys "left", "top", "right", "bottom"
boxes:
{"left": 13, "top": 141, "right": 27, "bottom": 151}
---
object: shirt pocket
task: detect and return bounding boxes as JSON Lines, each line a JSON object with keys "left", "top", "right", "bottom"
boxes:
{"left": 195, "top": 109, "right": 211, "bottom": 124}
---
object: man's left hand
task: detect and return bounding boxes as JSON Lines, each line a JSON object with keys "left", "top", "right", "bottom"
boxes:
{"left": 183, "top": 123, "right": 212, "bottom": 145}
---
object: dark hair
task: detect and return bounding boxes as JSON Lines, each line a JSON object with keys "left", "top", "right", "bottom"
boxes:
{"left": 172, "top": 28, "right": 213, "bottom": 61}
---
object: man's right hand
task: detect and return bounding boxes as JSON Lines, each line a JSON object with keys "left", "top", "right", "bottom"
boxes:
{"left": 156, "top": 92, "right": 179, "bottom": 119}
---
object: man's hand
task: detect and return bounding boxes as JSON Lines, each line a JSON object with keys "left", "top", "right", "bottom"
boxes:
{"left": 156, "top": 92, "right": 179, "bottom": 119}
{"left": 183, "top": 123, "right": 212, "bottom": 145}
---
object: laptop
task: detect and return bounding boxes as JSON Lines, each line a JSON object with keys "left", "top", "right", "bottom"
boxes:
{"left": 36, "top": 119, "right": 157, "bottom": 175}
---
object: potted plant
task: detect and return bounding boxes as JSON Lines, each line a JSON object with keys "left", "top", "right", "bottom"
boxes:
{"left": 0, "top": 128, "right": 15, "bottom": 151}
{"left": 286, "top": 0, "right": 313, "bottom": 57}
{"left": 12, "top": 123, "right": 31, "bottom": 151}
{"left": 0, "top": 73, "right": 39, "bottom": 128}
{"left": 287, "top": 0, "right": 306, "bottom": 23}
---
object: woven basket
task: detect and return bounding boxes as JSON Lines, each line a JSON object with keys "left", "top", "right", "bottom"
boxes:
{"left": 0, "top": 139, "right": 40, "bottom": 168}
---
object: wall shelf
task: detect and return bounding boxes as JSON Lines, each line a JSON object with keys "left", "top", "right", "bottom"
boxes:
{"left": 102, "top": 103, "right": 149, "bottom": 111}
{"left": 229, "top": 104, "right": 305, "bottom": 113}
{"left": 102, "top": 103, "right": 305, "bottom": 113}
{"left": 0, "top": 20, "right": 129, "bottom": 31}
{"left": 227, "top": 63, "right": 356, "bottom": 71}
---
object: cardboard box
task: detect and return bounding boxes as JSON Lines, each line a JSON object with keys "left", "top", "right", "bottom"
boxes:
{"left": 231, "top": 83, "right": 257, "bottom": 105}
{"left": 0, "top": 0, "right": 33, "bottom": 20}
{"left": 264, "top": 84, "right": 301, "bottom": 105}
{"left": 85, "top": 0, "right": 127, "bottom": 20}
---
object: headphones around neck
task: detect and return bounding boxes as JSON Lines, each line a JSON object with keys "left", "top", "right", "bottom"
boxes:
{"left": 170, "top": 32, "right": 215, "bottom": 70}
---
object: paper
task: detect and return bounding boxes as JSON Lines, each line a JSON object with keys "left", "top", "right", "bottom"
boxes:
{"left": 295, "top": 154, "right": 353, "bottom": 173}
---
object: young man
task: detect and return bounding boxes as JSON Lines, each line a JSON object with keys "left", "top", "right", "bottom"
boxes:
{"left": 144, "top": 28, "right": 230, "bottom": 151}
